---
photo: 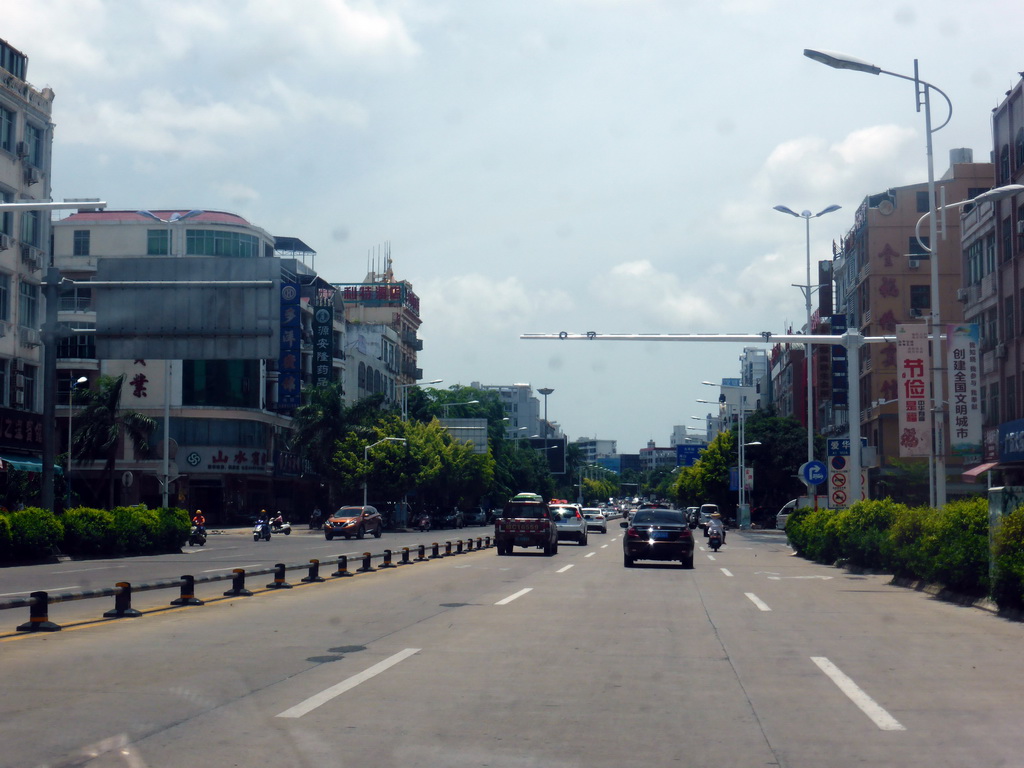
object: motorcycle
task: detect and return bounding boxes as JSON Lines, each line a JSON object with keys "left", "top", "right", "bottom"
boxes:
{"left": 707, "top": 527, "right": 723, "bottom": 552}
{"left": 253, "top": 519, "right": 271, "bottom": 541}
{"left": 188, "top": 525, "right": 207, "bottom": 546}
{"left": 270, "top": 519, "right": 292, "bottom": 536}
{"left": 309, "top": 509, "right": 323, "bottom": 530}
{"left": 415, "top": 512, "right": 431, "bottom": 532}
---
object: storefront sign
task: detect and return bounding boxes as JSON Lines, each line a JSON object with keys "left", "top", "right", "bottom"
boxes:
{"left": 896, "top": 324, "right": 932, "bottom": 457}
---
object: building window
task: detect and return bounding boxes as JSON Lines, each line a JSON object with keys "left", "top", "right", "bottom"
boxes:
{"left": 147, "top": 229, "right": 169, "bottom": 255}
{"left": 1018, "top": 130, "right": 1024, "bottom": 168}
{"left": 182, "top": 360, "right": 259, "bottom": 408}
{"left": 0, "top": 105, "right": 13, "bottom": 153}
{"left": 0, "top": 190, "right": 10, "bottom": 237}
{"left": 58, "top": 283, "right": 91, "bottom": 312}
{"left": 24, "top": 122, "right": 42, "bottom": 167}
{"left": 908, "top": 236, "right": 930, "bottom": 257}
{"left": 358, "top": 362, "right": 366, "bottom": 389}
{"left": 186, "top": 229, "right": 260, "bottom": 258}
{"left": 0, "top": 272, "right": 9, "bottom": 322}
{"left": 20, "top": 209, "right": 41, "bottom": 247}
{"left": 910, "top": 285, "right": 930, "bottom": 310}
{"left": 1003, "top": 217, "right": 1014, "bottom": 262}
{"left": 1008, "top": 376, "right": 1018, "bottom": 422}
{"left": 991, "top": 382, "right": 1000, "bottom": 427}
{"left": 56, "top": 323, "right": 96, "bottom": 359}
{"left": 916, "top": 190, "right": 931, "bottom": 213}
{"left": 72, "top": 230, "right": 90, "bottom": 257}
{"left": 1001, "top": 144, "right": 1011, "bottom": 183}
{"left": 18, "top": 280, "right": 38, "bottom": 328}
{"left": 1006, "top": 296, "right": 1016, "bottom": 340}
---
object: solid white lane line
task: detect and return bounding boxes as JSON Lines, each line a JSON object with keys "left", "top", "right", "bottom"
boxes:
{"left": 815, "top": 659, "right": 905, "bottom": 729}
{"left": 585, "top": 552, "right": 596, "bottom": 558}
{"left": 707, "top": 554, "right": 716, "bottom": 561}
{"left": 495, "top": 588, "right": 533, "bottom": 605}
{"left": 601, "top": 544, "right": 609, "bottom": 549}
{"left": 557, "top": 564, "right": 574, "bottom": 573}
{"left": 720, "top": 568, "right": 733, "bottom": 577}
{"left": 277, "top": 648, "right": 420, "bottom": 719}
{"left": 745, "top": 593, "right": 772, "bottom": 611}
{"left": 811, "top": 656, "right": 905, "bottom": 731}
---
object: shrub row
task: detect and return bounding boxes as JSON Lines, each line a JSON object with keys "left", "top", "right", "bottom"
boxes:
{"left": 786, "top": 497, "right": 992, "bottom": 598}
{"left": 0, "top": 505, "right": 190, "bottom": 564}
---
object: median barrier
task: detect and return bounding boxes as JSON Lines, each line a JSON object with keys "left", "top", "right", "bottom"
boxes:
{"left": 1, "top": 536, "right": 495, "bottom": 632}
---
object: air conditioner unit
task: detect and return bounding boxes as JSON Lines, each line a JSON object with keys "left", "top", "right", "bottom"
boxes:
{"left": 1017, "top": 220, "right": 1024, "bottom": 235}
{"left": 908, "top": 258, "right": 921, "bottom": 269}
{"left": 0, "top": 234, "right": 9, "bottom": 251}
{"left": 909, "top": 307, "right": 923, "bottom": 318}
{"left": 14, "top": 359, "right": 25, "bottom": 372}
{"left": 15, "top": 373, "right": 24, "bottom": 389}
{"left": 996, "top": 343, "right": 1008, "bottom": 359}
{"left": 957, "top": 288, "right": 969, "bottom": 302}
{"left": 15, "top": 141, "right": 29, "bottom": 158}
{"left": 23, "top": 166, "right": 38, "bottom": 186}
{"left": 14, "top": 389, "right": 24, "bottom": 406}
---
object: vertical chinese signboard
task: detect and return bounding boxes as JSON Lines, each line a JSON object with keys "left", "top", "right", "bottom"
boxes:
{"left": 312, "top": 305, "right": 334, "bottom": 388}
{"left": 896, "top": 324, "right": 932, "bottom": 457}
{"left": 946, "top": 323, "right": 981, "bottom": 464}
{"left": 831, "top": 314, "right": 848, "bottom": 407}
{"left": 278, "top": 281, "right": 301, "bottom": 410}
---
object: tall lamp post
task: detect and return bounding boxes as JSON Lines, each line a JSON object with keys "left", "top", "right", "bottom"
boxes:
{"left": 398, "top": 378, "right": 442, "bottom": 421}
{"left": 66, "top": 375, "right": 88, "bottom": 506}
{"left": 441, "top": 399, "right": 479, "bottom": 418}
{"left": 804, "top": 47, "right": 952, "bottom": 506}
{"left": 363, "top": 437, "right": 407, "bottom": 508}
{"left": 537, "top": 387, "right": 554, "bottom": 469}
{"left": 773, "top": 202, "right": 841, "bottom": 493}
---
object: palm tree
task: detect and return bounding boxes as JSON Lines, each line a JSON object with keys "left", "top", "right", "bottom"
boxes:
{"left": 71, "top": 374, "right": 157, "bottom": 509}
{"left": 290, "top": 382, "right": 349, "bottom": 507}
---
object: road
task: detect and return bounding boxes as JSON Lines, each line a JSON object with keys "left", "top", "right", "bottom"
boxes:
{"left": 2, "top": 528, "right": 1023, "bottom": 767}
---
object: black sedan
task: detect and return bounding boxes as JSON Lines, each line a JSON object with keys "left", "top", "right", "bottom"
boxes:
{"left": 621, "top": 508, "right": 695, "bottom": 569}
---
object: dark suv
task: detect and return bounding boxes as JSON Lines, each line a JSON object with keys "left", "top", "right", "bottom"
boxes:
{"left": 494, "top": 494, "right": 559, "bottom": 556}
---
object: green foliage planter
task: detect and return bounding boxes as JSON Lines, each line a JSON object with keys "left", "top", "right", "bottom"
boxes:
{"left": 0, "top": 508, "right": 64, "bottom": 561}
{"left": 993, "top": 507, "right": 1024, "bottom": 611}
{"left": 62, "top": 507, "right": 116, "bottom": 556}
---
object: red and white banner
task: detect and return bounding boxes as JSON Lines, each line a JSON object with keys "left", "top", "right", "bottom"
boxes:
{"left": 896, "top": 324, "right": 932, "bottom": 457}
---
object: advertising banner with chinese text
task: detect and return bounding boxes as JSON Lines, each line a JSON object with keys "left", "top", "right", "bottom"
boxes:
{"left": 946, "top": 323, "right": 982, "bottom": 463}
{"left": 896, "top": 323, "right": 932, "bottom": 457}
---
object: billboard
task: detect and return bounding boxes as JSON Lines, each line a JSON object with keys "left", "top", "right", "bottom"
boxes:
{"left": 896, "top": 323, "right": 932, "bottom": 457}
{"left": 94, "top": 257, "right": 280, "bottom": 360}
{"left": 946, "top": 324, "right": 981, "bottom": 463}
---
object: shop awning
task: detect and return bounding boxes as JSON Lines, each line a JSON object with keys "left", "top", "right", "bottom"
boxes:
{"left": 962, "top": 461, "right": 999, "bottom": 483}
{"left": 0, "top": 454, "right": 63, "bottom": 474}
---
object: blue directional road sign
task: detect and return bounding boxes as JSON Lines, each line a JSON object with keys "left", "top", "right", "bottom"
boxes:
{"left": 800, "top": 460, "right": 827, "bottom": 487}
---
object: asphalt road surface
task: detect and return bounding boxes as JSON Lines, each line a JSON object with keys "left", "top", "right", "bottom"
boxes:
{"left": 2, "top": 529, "right": 1023, "bottom": 767}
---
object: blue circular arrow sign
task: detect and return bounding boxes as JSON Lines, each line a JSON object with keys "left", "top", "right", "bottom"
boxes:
{"left": 800, "top": 460, "right": 827, "bottom": 486}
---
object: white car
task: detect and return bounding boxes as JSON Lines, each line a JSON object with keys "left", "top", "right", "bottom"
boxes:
{"left": 550, "top": 504, "right": 589, "bottom": 545}
{"left": 582, "top": 508, "right": 607, "bottom": 533}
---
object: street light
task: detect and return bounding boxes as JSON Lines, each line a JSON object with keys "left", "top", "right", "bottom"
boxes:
{"left": 66, "top": 376, "right": 88, "bottom": 506}
{"left": 773, "top": 203, "right": 841, "bottom": 488}
{"left": 363, "top": 437, "right": 407, "bottom": 507}
{"left": 441, "top": 399, "right": 479, "bottom": 418}
{"left": 397, "top": 378, "right": 442, "bottom": 421}
{"left": 804, "top": 47, "right": 952, "bottom": 506}
{"left": 701, "top": 382, "right": 757, "bottom": 528}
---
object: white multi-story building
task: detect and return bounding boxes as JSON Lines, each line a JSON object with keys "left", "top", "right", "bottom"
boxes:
{"left": 472, "top": 381, "right": 542, "bottom": 438}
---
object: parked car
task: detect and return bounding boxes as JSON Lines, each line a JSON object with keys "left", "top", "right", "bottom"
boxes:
{"left": 622, "top": 508, "right": 695, "bottom": 568}
{"left": 324, "top": 505, "right": 383, "bottom": 540}
{"left": 463, "top": 507, "right": 488, "bottom": 526}
{"left": 550, "top": 504, "right": 588, "bottom": 545}
{"left": 776, "top": 499, "right": 799, "bottom": 531}
{"left": 433, "top": 508, "right": 465, "bottom": 529}
{"left": 582, "top": 507, "right": 607, "bottom": 533}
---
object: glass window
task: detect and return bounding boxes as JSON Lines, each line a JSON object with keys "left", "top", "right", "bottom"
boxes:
{"left": 0, "top": 105, "right": 13, "bottom": 153}
{"left": 0, "top": 272, "right": 9, "bottom": 322}
{"left": 916, "top": 190, "right": 931, "bottom": 213}
{"left": 24, "top": 123, "right": 42, "bottom": 167}
{"left": 1006, "top": 296, "right": 1015, "bottom": 339}
{"left": 21, "top": 364, "right": 36, "bottom": 411}
{"left": 910, "top": 285, "right": 930, "bottom": 310}
{"left": 147, "top": 229, "right": 169, "bottom": 255}
{"left": 182, "top": 359, "right": 260, "bottom": 408}
{"left": 20, "top": 209, "right": 40, "bottom": 247}
{"left": 185, "top": 229, "right": 260, "bottom": 258}
{"left": 72, "top": 230, "right": 90, "bottom": 257}
{"left": 908, "top": 236, "right": 930, "bottom": 257}
{"left": 18, "top": 280, "right": 38, "bottom": 328}
{"left": 1008, "top": 376, "right": 1017, "bottom": 422}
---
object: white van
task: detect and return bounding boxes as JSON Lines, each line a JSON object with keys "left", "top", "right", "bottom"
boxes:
{"left": 776, "top": 499, "right": 798, "bottom": 530}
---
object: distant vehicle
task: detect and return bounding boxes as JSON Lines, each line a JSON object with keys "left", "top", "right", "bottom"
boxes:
{"left": 776, "top": 496, "right": 827, "bottom": 530}
{"left": 550, "top": 504, "right": 588, "bottom": 545}
{"left": 622, "top": 508, "right": 696, "bottom": 569}
{"left": 698, "top": 504, "right": 719, "bottom": 532}
{"left": 433, "top": 508, "right": 465, "bottom": 529}
{"left": 582, "top": 507, "right": 607, "bottom": 533}
{"left": 463, "top": 507, "right": 488, "bottom": 526}
{"left": 324, "top": 505, "right": 383, "bottom": 540}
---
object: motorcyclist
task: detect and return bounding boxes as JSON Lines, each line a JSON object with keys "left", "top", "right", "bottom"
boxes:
{"left": 310, "top": 507, "right": 323, "bottom": 529}
{"left": 269, "top": 510, "right": 285, "bottom": 529}
{"left": 191, "top": 509, "right": 206, "bottom": 531}
{"left": 707, "top": 512, "right": 726, "bottom": 543}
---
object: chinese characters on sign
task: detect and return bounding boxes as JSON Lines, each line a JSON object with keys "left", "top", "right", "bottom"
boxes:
{"left": 312, "top": 305, "right": 334, "bottom": 388}
{"left": 278, "top": 281, "right": 302, "bottom": 410}
{"left": 946, "top": 324, "right": 982, "bottom": 464}
{"left": 896, "top": 324, "right": 932, "bottom": 457}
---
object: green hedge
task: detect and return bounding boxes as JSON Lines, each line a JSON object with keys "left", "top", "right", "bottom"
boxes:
{"left": 993, "top": 507, "right": 1024, "bottom": 611}
{"left": 0, "top": 505, "right": 190, "bottom": 563}
{"left": 788, "top": 497, "right": 991, "bottom": 597}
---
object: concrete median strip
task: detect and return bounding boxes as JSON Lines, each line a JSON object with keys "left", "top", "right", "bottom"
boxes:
{"left": 276, "top": 648, "right": 421, "bottom": 719}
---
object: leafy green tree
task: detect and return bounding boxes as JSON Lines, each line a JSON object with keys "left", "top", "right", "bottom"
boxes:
{"left": 72, "top": 375, "right": 157, "bottom": 509}
{"left": 290, "top": 382, "right": 351, "bottom": 507}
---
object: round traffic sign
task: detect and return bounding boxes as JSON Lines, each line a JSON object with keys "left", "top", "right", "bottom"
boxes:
{"left": 800, "top": 460, "right": 827, "bottom": 486}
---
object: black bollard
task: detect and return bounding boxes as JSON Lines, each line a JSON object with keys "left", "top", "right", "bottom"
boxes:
{"left": 332, "top": 554, "right": 352, "bottom": 577}
{"left": 16, "top": 591, "right": 60, "bottom": 632}
{"left": 445, "top": 541, "right": 453, "bottom": 557}
{"left": 223, "top": 568, "right": 253, "bottom": 596}
{"left": 302, "top": 559, "right": 326, "bottom": 583}
{"left": 357, "top": 552, "right": 374, "bottom": 573}
{"left": 170, "top": 575, "right": 204, "bottom": 606}
{"left": 103, "top": 582, "right": 142, "bottom": 618}
{"left": 456, "top": 539, "right": 465, "bottom": 554}
{"left": 399, "top": 547, "right": 411, "bottom": 566}
{"left": 429, "top": 542, "right": 442, "bottom": 560}
{"left": 380, "top": 549, "right": 396, "bottom": 569}
{"left": 416, "top": 544, "right": 427, "bottom": 562}
{"left": 266, "top": 563, "right": 293, "bottom": 589}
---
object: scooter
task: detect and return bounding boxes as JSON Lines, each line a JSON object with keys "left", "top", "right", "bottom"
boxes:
{"left": 188, "top": 525, "right": 207, "bottom": 546}
{"left": 309, "top": 510, "right": 323, "bottom": 530}
{"left": 270, "top": 519, "right": 292, "bottom": 536}
{"left": 415, "top": 512, "right": 431, "bottom": 532}
{"left": 708, "top": 527, "right": 723, "bottom": 552}
{"left": 253, "top": 519, "right": 271, "bottom": 541}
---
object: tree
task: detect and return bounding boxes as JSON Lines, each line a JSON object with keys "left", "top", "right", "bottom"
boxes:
{"left": 72, "top": 374, "right": 157, "bottom": 509}
{"left": 290, "top": 382, "right": 349, "bottom": 508}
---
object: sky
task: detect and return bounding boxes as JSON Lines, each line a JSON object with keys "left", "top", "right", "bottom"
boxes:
{"left": 7, "top": 0, "right": 1024, "bottom": 453}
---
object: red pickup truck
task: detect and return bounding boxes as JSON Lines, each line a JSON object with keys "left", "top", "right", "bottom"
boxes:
{"left": 494, "top": 493, "right": 559, "bottom": 556}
